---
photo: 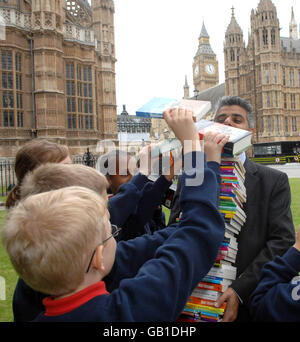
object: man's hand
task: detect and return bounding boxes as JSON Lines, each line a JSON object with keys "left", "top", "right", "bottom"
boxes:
{"left": 214, "top": 287, "right": 239, "bottom": 322}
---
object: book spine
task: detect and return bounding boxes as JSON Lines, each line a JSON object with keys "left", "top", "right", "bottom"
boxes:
{"left": 197, "top": 282, "right": 227, "bottom": 293}
{"left": 191, "top": 288, "right": 220, "bottom": 301}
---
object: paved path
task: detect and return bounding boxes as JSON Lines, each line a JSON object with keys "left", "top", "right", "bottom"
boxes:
{"left": 267, "top": 163, "right": 300, "bottom": 179}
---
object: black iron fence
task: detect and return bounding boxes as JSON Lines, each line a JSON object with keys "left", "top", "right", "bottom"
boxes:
{"left": 0, "top": 160, "right": 16, "bottom": 197}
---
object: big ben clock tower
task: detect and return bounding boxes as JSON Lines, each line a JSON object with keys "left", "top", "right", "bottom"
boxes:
{"left": 193, "top": 22, "right": 219, "bottom": 93}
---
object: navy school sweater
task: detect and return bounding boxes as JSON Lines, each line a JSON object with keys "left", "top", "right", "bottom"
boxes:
{"left": 250, "top": 246, "right": 300, "bottom": 322}
{"left": 32, "top": 152, "right": 225, "bottom": 322}
{"left": 114, "top": 175, "right": 172, "bottom": 241}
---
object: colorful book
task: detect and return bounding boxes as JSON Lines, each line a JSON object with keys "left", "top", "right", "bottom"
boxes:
{"left": 136, "top": 97, "right": 211, "bottom": 120}
{"left": 197, "top": 281, "right": 229, "bottom": 293}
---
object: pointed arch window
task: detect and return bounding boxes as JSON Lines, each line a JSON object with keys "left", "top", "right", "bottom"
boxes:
{"left": 275, "top": 91, "right": 278, "bottom": 107}
{"left": 291, "top": 94, "right": 296, "bottom": 110}
{"left": 285, "top": 117, "right": 289, "bottom": 132}
{"left": 290, "top": 69, "right": 294, "bottom": 86}
{"left": 232, "top": 79, "right": 236, "bottom": 95}
{"left": 283, "top": 93, "right": 287, "bottom": 109}
{"left": 263, "top": 28, "right": 268, "bottom": 46}
{"left": 267, "top": 116, "right": 272, "bottom": 133}
{"left": 292, "top": 117, "right": 297, "bottom": 132}
{"left": 282, "top": 68, "right": 286, "bottom": 86}
{"left": 276, "top": 116, "right": 280, "bottom": 134}
{"left": 271, "top": 28, "right": 276, "bottom": 45}
{"left": 230, "top": 49, "right": 235, "bottom": 62}
{"left": 266, "top": 92, "right": 271, "bottom": 108}
{"left": 273, "top": 65, "right": 277, "bottom": 83}
{"left": 265, "top": 66, "right": 269, "bottom": 84}
{"left": 261, "top": 117, "right": 264, "bottom": 133}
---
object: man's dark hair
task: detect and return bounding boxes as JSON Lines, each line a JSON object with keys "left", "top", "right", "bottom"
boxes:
{"left": 214, "top": 96, "right": 254, "bottom": 129}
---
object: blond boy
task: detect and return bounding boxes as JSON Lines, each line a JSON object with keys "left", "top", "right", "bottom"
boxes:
{"left": 11, "top": 162, "right": 147, "bottom": 322}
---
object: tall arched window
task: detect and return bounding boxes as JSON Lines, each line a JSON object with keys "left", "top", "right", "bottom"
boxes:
{"left": 271, "top": 28, "right": 276, "bottom": 45}
{"left": 230, "top": 49, "right": 235, "bottom": 62}
{"left": 0, "top": 49, "right": 24, "bottom": 128}
{"left": 263, "top": 28, "right": 268, "bottom": 45}
{"left": 66, "top": 62, "right": 94, "bottom": 131}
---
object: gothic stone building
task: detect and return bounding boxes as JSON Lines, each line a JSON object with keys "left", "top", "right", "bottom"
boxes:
{"left": 224, "top": 0, "right": 300, "bottom": 157}
{"left": 0, "top": 0, "right": 117, "bottom": 157}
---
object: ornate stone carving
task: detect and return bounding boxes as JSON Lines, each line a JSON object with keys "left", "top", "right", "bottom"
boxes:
{"left": 44, "top": 12, "right": 52, "bottom": 28}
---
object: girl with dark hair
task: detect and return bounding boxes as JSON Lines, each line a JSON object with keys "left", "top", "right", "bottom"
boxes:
{"left": 5, "top": 139, "right": 71, "bottom": 209}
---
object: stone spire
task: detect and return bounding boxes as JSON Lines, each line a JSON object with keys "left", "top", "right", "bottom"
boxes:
{"left": 183, "top": 75, "right": 190, "bottom": 99}
{"left": 257, "top": 0, "right": 276, "bottom": 12}
{"left": 196, "top": 21, "right": 215, "bottom": 56}
{"left": 199, "top": 21, "right": 209, "bottom": 39}
{"left": 289, "top": 7, "right": 298, "bottom": 40}
{"left": 226, "top": 6, "right": 243, "bottom": 36}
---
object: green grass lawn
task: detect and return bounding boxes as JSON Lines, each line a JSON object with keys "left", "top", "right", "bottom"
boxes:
{"left": 0, "top": 179, "right": 299, "bottom": 322}
{"left": 289, "top": 179, "right": 300, "bottom": 229}
{"left": 0, "top": 209, "right": 18, "bottom": 322}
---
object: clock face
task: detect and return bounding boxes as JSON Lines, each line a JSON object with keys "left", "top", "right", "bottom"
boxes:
{"left": 205, "top": 64, "right": 215, "bottom": 75}
{"left": 194, "top": 65, "right": 199, "bottom": 76}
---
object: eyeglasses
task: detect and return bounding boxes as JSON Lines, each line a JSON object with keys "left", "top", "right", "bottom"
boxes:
{"left": 85, "top": 224, "right": 122, "bottom": 273}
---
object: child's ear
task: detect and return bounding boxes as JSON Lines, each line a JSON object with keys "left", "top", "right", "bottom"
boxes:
{"left": 92, "top": 245, "right": 105, "bottom": 273}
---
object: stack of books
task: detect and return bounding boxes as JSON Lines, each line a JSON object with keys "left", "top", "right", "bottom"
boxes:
{"left": 179, "top": 155, "right": 247, "bottom": 322}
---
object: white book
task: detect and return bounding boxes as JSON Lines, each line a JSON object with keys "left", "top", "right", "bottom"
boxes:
{"left": 207, "top": 264, "right": 237, "bottom": 281}
{"left": 225, "top": 230, "right": 236, "bottom": 240}
{"left": 191, "top": 288, "right": 221, "bottom": 301}
{"left": 225, "top": 224, "right": 240, "bottom": 236}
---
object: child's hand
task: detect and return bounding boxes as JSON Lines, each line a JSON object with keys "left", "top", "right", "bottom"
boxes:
{"left": 294, "top": 226, "right": 300, "bottom": 252}
{"left": 163, "top": 107, "right": 200, "bottom": 154}
{"left": 203, "top": 131, "right": 230, "bottom": 164}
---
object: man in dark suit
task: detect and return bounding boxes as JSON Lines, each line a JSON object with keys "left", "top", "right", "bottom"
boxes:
{"left": 169, "top": 96, "right": 295, "bottom": 321}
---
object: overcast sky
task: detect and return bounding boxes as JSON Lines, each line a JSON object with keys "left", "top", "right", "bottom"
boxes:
{"left": 92, "top": 0, "right": 300, "bottom": 115}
